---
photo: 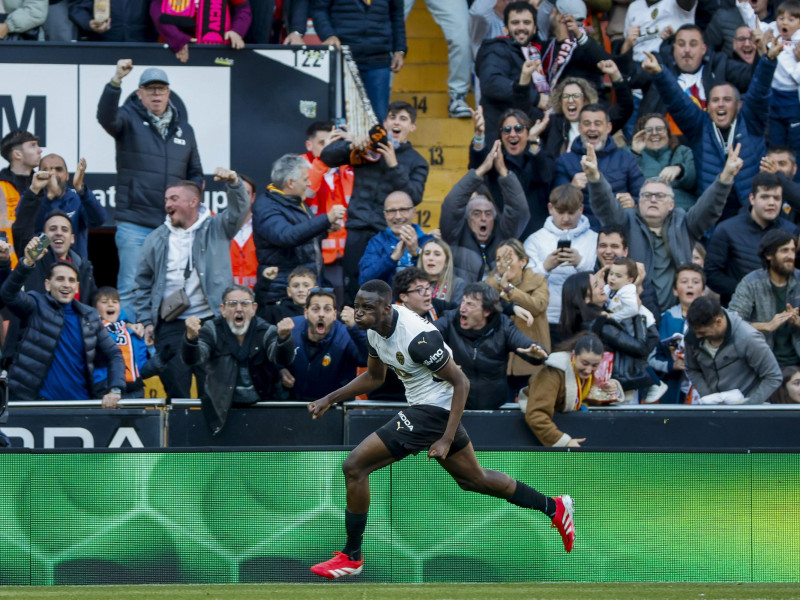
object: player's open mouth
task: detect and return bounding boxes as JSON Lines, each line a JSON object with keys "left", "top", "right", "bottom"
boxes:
{"left": 315, "top": 319, "right": 327, "bottom": 335}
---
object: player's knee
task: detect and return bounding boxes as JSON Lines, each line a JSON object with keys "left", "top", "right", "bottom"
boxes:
{"left": 341, "top": 455, "right": 364, "bottom": 480}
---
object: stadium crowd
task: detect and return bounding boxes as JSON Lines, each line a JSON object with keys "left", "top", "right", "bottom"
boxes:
{"left": 2, "top": 0, "right": 800, "bottom": 445}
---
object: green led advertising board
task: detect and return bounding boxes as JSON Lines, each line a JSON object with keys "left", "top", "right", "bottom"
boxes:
{"left": 0, "top": 451, "right": 797, "bottom": 585}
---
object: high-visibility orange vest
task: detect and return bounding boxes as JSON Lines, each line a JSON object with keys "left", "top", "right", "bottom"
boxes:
{"left": 230, "top": 231, "right": 258, "bottom": 288}
{"left": 0, "top": 181, "right": 19, "bottom": 268}
{"left": 304, "top": 152, "right": 354, "bottom": 265}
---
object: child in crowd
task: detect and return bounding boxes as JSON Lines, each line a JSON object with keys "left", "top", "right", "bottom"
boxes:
{"left": 256, "top": 265, "right": 318, "bottom": 324}
{"left": 737, "top": 0, "right": 800, "bottom": 155}
{"left": 649, "top": 263, "right": 706, "bottom": 403}
{"left": 604, "top": 257, "right": 667, "bottom": 403}
{"left": 93, "top": 287, "right": 172, "bottom": 398}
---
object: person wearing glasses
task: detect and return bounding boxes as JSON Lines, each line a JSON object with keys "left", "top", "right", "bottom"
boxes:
{"left": 627, "top": 113, "right": 696, "bottom": 211}
{"left": 133, "top": 168, "right": 249, "bottom": 400}
{"left": 181, "top": 284, "right": 296, "bottom": 435}
{"left": 98, "top": 61, "right": 203, "bottom": 321}
{"left": 357, "top": 191, "right": 434, "bottom": 289}
{"left": 586, "top": 136, "right": 743, "bottom": 314}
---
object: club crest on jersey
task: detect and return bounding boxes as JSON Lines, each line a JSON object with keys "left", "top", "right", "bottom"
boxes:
{"left": 396, "top": 352, "right": 405, "bottom": 365}
{"left": 322, "top": 353, "right": 331, "bottom": 367}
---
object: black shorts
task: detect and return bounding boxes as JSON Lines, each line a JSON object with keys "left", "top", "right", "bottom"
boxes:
{"left": 374, "top": 404, "right": 471, "bottom": 461}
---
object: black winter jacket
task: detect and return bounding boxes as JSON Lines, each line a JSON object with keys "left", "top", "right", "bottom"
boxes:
{"left": 1, "top": 262, "right": 125, "bottom": 401}
{"left": 310, "top": 0, "right": 407, "bottom": 66}
{"left": 475, "top": 37, "right": 544, "bottom": 142}
{"left": 97, "top": 84, "right": 203, "bottom": 229}
{"left": 252, "top": 188, "right": 331, "bottom": 302}
{"left": 181, "top": 315, "right": 295, "bottom": 434}
{"left": 435, "top": 311, "right": 544, "bottom": 410}
{"left": 321, "top": 139, "right": 428, "bottom": 233}
{"left": 69, "top": 0, "right": 156, "bottom": 42}
{"left": 584, "top": 314, "right": 659, "bottom": 391}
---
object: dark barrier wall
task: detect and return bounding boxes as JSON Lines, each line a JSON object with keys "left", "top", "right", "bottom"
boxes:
{"left": 6, "top": 404, "right": 800, "bottom": 448}
{"left": 4, "top": 407, "right": 164, "bottom": 448}
{"left": 0, "top": 450, "right": 797, "bottom": 585}
{"left": 0, "top": 43, "right": 336, "bottom": 226}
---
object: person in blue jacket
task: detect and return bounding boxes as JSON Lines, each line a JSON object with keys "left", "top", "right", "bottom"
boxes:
{"left": 643, "top": 39, "right": 780, "bottom": 222}
{"left": 280, "top": 288, "right": 367, "bottom": 401}
{"left": 358, "top": 191, "right": 434, "bottom": 288}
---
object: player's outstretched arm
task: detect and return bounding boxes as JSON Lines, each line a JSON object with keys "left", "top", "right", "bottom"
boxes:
{"left": 427, "top": 360, "right": 470, "bottom": 460}
{"left": 308, "top": 355, "right": 387, "bottom": 419}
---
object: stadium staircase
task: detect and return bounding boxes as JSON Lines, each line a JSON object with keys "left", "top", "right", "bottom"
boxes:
{"left": 393, "top": 5, "right": 475, "bottom": 233}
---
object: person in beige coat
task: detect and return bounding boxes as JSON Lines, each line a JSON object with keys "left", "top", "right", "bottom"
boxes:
{"left": 488, "top": 238, "right": 550, "bottom": 403}
{"left": 524, "top": 333, "right": 622, "bottom": 447}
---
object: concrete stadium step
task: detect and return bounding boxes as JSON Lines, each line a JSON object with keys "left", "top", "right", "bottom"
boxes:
{"left": 393, "top": 63, "right": 449, "bottom": 93}
{"left": 408, "top": 117, "right": 473, "bottom": 147}
{"left": 405, "top": 38, "right": 450, "bottom": 62}
{"left": 392, "top": 92, "right": 476, "bottom": 120}
{"left": 410, "top": 144, "right": 470, "bottom": 173}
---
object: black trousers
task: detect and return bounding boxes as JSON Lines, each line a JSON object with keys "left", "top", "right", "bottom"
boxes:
{"left": 155, "top": 318, "right": 208, "bottom": 400}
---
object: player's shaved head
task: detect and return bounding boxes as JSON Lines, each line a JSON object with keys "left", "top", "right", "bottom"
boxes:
{"left": 359, "top": 279, "right": 393, "bottom": 305}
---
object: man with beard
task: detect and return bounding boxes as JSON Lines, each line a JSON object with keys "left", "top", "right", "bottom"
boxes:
{"left": 0, "top": 236, "right": 125, "bottom": 404}
{"left": 13, "top": 154, "right": 107, "bottom": 260}
{"left": 307, "top": 279, "right": 573, "bottom": 580}
{"left": 729, "top": 230, "right": 800, "bottom": 368}
{"left": 475, "top": 1, "right": 549, "bottom": 142}
{"left": 134, "top": 168, "right": 249, "bottom": 400}
{"left": 182, "top": 285, "right": 296, "bottom": 435}
{"left": 554, "top": 104, "right": 644, "bottom": 228}
{"left": 434, "top": 282, "right": 547, "bottom": 410}
{"left": 705, "top": 173, "right": 799, "bottom": 303}
{"left": 685, "top": 294, "right": 782, "bottom": 404}
{"left": 280, "top": 287, "right": 367, "bottom": 401}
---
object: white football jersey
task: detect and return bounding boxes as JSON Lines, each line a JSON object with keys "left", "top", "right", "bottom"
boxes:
{"left": 367, "top": 305, "right": 454, "bottom": 410}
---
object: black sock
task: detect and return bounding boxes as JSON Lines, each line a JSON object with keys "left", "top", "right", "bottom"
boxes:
{"left": 507, "top": 480, "right": 553, "bottom": 516}
{"left": 342, "top": 509, "right": 368, "bottom": 561}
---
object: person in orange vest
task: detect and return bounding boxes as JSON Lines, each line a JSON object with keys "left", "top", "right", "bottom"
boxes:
{"left": 0, "top": 130, "right": 41, "bottom": 266}
{"left": 303, "top": 121, "right": 354, "bottom": 306}
{"left": 230, "top": 173, "right": 259, "bottom": 289}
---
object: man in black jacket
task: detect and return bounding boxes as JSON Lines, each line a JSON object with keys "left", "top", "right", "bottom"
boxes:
{"left": 320, "top": 100, "right": 428, "bottom": 304}
{"left": 97, "top": 59, "right": 203, "bottom": 318}
{"left": 182, "top": 284, "right": 295, "bottom": 435}
{"left": 252, "top": 154, "right": 345, "bottom": 304}
{"left": 1, "top": 236, "right": 125, "bottom": 405}
{"left": 434, "top": 282, "right": 547, "bottom": 409}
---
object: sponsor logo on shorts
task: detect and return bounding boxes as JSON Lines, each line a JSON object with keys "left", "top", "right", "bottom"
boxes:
{"left": 423, "top": 348, "right": 444, "bottom": 367}
{"left": 397, "top": 410, "right": 414, "bottom": 431}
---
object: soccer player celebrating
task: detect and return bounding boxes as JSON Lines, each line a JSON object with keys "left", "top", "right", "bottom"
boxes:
{"left": 307, "top": 279, "right": 575, "bottom": 579}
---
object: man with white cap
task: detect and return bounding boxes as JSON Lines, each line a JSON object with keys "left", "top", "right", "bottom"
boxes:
{"left": 97, "top": 59, "right": 203, "bottom": 320}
